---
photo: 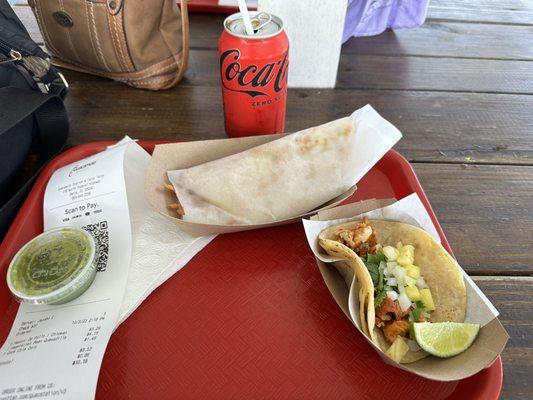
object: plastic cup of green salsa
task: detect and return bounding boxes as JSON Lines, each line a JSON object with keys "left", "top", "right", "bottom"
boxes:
{"left": 7, "top": 227, "right": 97, "bottom": 305}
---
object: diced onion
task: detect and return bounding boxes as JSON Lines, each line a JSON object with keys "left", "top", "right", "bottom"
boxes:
{"left": 386, "top": 290, "right": 399, "bottom": 301}
{"left": 392, "top": 268, "right": 406, "bottom": 288}
{"left": 386, "top": 277, "right": 397, "bottom": 287}
{"left": 407, "top": 339, "right": 421, "bottom": 352}
{"left": 387, "top": 261, "right": 398, "bottom": 270}
{"left": 416, "top": 276, "right": 428, "bottom": 289}
{"left": 398, "top": 292, "right": 412, "bottom": 311}
{"left": 379, "top": 261, "right": 387, "bottom": 271}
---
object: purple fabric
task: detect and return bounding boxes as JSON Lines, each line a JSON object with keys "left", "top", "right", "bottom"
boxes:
{"left": 343, "top": 0, "right": 430, "bottom": 42}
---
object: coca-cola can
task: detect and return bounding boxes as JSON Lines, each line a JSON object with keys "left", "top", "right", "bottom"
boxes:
{"left": 219, "top": 12, "right": 289, "bottom": 138}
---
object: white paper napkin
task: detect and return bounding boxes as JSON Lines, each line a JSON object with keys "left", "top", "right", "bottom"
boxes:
{"left": 117, "top": 140, "right": 215, "bottom": 326}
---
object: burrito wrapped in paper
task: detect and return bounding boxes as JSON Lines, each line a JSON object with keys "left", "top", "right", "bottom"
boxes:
{"left": 166, "top": 105, "right": 402, "bottom": 225}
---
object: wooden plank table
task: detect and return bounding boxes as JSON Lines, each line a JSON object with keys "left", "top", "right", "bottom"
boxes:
{"left": 10, "top": 1, "right": 533, "bottom": 398}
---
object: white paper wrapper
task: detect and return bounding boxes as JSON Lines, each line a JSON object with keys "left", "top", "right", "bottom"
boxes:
{"left": 166, "top": 105, "right": 402, "bottom": 226}
{"left": 302, "top": 194, "right": 508, "bottom": 380}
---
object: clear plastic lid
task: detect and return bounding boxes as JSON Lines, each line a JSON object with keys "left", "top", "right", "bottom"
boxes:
{"left": 6, "top": 227, "right": 97, "bottom": 305}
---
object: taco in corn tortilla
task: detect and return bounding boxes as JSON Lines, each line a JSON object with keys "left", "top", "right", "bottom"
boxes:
{"left": 318, "top": 218, "right": 466, "bottom": 363}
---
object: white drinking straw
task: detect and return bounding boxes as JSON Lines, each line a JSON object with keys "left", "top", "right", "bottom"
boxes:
{"left": 237, "top": 0, "right": 255, "bottom": 36}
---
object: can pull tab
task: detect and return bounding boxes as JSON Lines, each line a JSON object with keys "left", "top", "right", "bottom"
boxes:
{"left": 251, "top": 12, "right": 272, "bottom": 33}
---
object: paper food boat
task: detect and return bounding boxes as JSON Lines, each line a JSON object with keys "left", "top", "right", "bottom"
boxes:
{"left": 145, "top": 133, "right": 356, "bottom": 236}
{"left": 145, "top": 105, "right": 401, "bottom": 236}
{"left": 302, "top": 195, "right": 509, "bottom": 381}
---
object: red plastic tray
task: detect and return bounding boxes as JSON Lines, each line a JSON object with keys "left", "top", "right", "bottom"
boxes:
{"left": 0, "top": 141, "right": 503, "bottom": 399}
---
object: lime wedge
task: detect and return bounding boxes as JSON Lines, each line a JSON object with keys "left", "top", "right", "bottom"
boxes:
{"left": 412, "top": 322, "right": 480, "bottom": 358}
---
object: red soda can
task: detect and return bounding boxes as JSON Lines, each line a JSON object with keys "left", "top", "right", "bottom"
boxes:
{"left": 218, "top": 12, "right": 289, "bottom": 138}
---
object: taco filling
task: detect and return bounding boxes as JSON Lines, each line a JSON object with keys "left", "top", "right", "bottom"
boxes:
{"left": 319, "top": 218, "right": 467, "bottom": 363}
{"left": 334, "top": 218, "right": 436, "bottom": 345}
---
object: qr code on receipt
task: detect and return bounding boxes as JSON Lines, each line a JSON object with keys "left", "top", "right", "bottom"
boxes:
{"left": 83, "top": 221, "right": 109, "bottom": 272}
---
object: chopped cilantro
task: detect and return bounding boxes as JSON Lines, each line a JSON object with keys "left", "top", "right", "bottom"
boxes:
{"left": 365, "top": 263, "right": 379, "bottom": 286}
{"left": 363, "top": 249, "right": 387, "bottom": 308}
{"left": 366, "top": 248, "right": 386, "bottom": 265}
{"left": 410, "top": 301, "right": 426, "bottom": 321}
{"left": 375, "top": 291, "right": 386, "bottom": 308}
{"left": 374, "top": 268, "right": 386, "bottom": 307}
{"left": 363, "top": 248, "right": 386, "bottom": 286}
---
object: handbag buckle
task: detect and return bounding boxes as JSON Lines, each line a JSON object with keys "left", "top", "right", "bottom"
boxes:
{"left": 39, "top": 71, "right": 69, "bottom": 96}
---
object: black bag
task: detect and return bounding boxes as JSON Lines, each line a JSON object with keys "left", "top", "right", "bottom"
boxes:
{"left": 0, "top": 0, "right": 69, "bottom": 239}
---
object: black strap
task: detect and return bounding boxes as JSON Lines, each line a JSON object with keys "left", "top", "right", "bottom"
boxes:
{"left": 0, "top": 86, "right": 68, "bottom": 237}
{"left": 0, "top": 0, "right": 30, "bottom": 36}
{"left": 0, "top": 0, "right": 48, "bottom": 60}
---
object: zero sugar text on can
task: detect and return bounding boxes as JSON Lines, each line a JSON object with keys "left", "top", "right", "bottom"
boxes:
{"left": 218, "top": 12, "right": 289, "bottom": 138}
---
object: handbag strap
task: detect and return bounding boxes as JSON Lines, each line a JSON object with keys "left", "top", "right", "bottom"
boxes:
{"left": 0, "top": 86, "right": 68, "bottom": 237}
{"left": 167, "top": 0, "right": 189, "bottom": 87}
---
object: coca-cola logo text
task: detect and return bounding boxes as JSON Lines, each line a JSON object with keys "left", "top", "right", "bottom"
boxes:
{"left": 220, "top": 49, "right": 288, "bottom": 98}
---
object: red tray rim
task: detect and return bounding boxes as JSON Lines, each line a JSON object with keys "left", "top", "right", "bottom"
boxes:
{"left": 0, "top": 140, "right": 503, "bottom": 400}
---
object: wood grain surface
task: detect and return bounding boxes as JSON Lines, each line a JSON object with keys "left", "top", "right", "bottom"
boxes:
{"left": 60, "top": 75, "right": 533, "bottom": 165}
{"left": 140, "top": 49, "right": 533, "bottom": 94}
{"left": 8, "top": 0, "right": 533, "bottom": 399}
{"left": 474, "top": 278, "right": 533, "bottom": 400}
{"left": 427, "top": 0, "right": 533, "bottom": 25}
{"left": 343, "top": 21, "right": 533, "bottom": 60}
{"left": 336, "top": 54, "right": 533, "bottom": 94}
{"left": 414, "top": 164, "right": 533, "bottom": 275}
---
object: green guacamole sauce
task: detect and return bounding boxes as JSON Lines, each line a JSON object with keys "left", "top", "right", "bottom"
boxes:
{"left": 9, "top": 228, "right": 93, "bottom": 297}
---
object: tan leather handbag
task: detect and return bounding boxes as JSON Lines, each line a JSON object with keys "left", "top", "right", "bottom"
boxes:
{"left": 29, "top": 0, "right": 189, "bottom": 90}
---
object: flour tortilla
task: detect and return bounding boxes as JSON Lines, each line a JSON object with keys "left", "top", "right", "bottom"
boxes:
{"left": 168, "top": 117, "right": 355, "bottom": 225}
{"left": 166, "top": 105, "right": 402, "bottom": 225}
{"left": 319, "top": 220, "right": 466, "bottom": 363}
